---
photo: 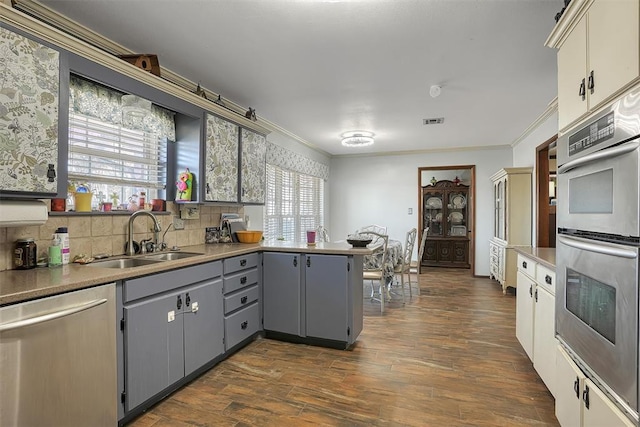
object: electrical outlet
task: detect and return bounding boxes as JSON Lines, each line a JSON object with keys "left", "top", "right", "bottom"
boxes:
{"left": 173, "top": 217, "right": 185, "bottom": 230}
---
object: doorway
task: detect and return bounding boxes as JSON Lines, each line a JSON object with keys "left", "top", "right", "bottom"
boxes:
{"left": 417, "top": 165, "right": 475, "bottom": 276}
{"left": 536, "top": 135, "right": 558, "bottom": 248}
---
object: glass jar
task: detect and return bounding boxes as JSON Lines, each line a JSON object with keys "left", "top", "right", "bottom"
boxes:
{"left": 14, "top": 238, "right": 37, "bottom": 270}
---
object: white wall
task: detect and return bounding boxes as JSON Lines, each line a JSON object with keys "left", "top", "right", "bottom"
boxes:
{"left": 329, "top": 148, "right": 513, "bottom": 276}
{"left": 511, "top": 109, "right": 558, "bottom": 246}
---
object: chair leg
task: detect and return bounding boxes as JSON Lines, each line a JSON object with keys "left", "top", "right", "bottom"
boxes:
{"left": 405, "top": 270, "right": 412, "bottom": 299}
{"left": 380, "top": 279, "right": 385, "bottom": 313}
{"left": 400, "top": 271, "right": 406, "bottom": 304}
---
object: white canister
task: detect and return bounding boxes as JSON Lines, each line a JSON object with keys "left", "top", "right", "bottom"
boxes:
{"left": 55, "top": 227, "right": 70, "bottom": 264}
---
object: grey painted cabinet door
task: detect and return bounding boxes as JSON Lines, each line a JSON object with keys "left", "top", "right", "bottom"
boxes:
{"left": 124, "top": 289, "right": 185, "bottom": 411}
{"left": 183, "top": 279, "right": 224, "bottom": 376}
{"left": 305, "top": 255, "right": 349, "bottom": 341}
{"left": 262, "top": 252, "right": 302, "bottom": 335}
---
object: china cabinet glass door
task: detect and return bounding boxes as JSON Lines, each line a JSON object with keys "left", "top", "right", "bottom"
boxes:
{"left": 424, "top": 192, "right": 444, "bottom": 237}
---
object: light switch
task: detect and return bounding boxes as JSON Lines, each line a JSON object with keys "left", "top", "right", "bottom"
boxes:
{"left": 167, "top": 310, "right": 175, "bottom": 322}
{"left": 408, "top": 208, "right": 413, "bottom": 215}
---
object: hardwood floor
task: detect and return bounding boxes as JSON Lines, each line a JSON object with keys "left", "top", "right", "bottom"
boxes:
{"left": 129, "top": 269, "right": 558, "bottom": 426}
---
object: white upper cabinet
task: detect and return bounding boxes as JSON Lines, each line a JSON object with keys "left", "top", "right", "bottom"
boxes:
{"left": 0, "top": 27, "right": 59, "bottom": 196}
{"left": 550, "top": 0, "right": 640, "bottom": 130}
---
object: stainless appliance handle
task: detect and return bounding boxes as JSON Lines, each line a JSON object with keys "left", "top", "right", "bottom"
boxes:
{"left": 0, "top": 298, "right": 107, "bottom": 332}
{"left": 558, "top": 235, "right": 638, "bottom": 259}
{"left": 558, "top": 140, "right": 639, "bottom": 174}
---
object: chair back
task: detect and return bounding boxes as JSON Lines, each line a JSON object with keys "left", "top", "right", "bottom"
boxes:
{"left": 316, "top": 225, "right": 330, "bottom": 242}
{"left": 417, "top": 227, "right": 429, "bottom": 264}
{"left": 357, "top": 224, "right": 387, "bottom": 236}
{"left": 402, "top": 228, "right": 417, "bottom": 267}
{"left": 363, "top": 231, "right": 389, "bottom": 274}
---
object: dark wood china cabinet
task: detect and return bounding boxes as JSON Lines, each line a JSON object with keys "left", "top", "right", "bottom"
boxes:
{"left": 421, "top": 180, "right": 470, "bottom": 268}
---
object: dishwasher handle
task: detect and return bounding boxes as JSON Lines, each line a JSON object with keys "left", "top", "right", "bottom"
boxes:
{"left": 0, "top": 298, "right": 107, "bottom": 332}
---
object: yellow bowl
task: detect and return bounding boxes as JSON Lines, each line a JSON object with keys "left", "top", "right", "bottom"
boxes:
{"left": 235, "top": 230, "right": 263, "bottom": 243}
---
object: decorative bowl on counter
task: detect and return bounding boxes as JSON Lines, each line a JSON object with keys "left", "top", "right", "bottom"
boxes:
{"left": 346, "top": 235, "right": 373, "bottom": 247}
{"left": 235, "top": 230, "right": 263, "bottom": 243}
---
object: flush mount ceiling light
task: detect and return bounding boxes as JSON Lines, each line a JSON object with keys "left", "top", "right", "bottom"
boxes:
{"left": 121, "top": 94, "right": 152, "bottom": 118}
{"left": 341, "top": 131, "right": 375, "bottom": 147}
{"left": 429, "top": 85, "right": 442, "bottom": 98}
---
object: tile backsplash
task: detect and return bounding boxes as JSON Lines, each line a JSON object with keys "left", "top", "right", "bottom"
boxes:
{"left": 0, "top": 202, "right": 243, "bottom": 271}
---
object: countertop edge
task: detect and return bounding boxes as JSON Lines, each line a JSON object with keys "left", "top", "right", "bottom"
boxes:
{"left": 513, "top": 247, "right": 556, "bottom": 270}
{"left": 0, "top": 242, "right": 373, "bottom": 306}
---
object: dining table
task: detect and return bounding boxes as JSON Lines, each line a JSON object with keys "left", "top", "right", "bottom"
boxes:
{"left": 363, "top": 238, "right": 403, "bottom": 286}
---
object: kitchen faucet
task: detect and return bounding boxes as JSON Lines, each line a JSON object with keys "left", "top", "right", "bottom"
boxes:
{"left": 126, "top": 210, "right": 162, "bottom": 256}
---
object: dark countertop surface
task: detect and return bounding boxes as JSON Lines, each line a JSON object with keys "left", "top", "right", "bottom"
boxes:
{"left": 1, "top": 242, "right": 372, "bottom": 306}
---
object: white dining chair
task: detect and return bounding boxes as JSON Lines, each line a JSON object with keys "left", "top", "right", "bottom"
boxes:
{"left": 362, "top": 231, "right": 389, "bottom": 313}
{"left": 408, "top": 227, "right": 428, "bottom": 295}
{"left": 394, "top": 228, "right": 417, "bottom": 301}
{"left": 316, "top": 225, "right": 330, "bottom": 242}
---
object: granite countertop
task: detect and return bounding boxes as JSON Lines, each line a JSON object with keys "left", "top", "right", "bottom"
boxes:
{"left": 513, "top": 247, "right": 556, "bottom": 270}
{"left": 0, "top": 242, "right": 372, "bottom": 306}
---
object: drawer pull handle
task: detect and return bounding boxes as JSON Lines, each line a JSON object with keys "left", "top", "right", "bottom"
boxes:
{"left": 545, "top": 275, "right": 552, "bottom": 285}
{"left": 522, "top": 261, "right": 527, "bottom": 269}
{"left": 240, "top": 259, "right": 247, "bottom": 267}
{"left": 177, "top": 295, "right": 182, "bottom": 310}
{"left": 240, "top": 276, "right": 247, "bottom": 284}
{"left": 241, "top": 296, "right": 248, "bottom": 304}
{"left": 241, "top": 321, "right": 248, "bottom": 330}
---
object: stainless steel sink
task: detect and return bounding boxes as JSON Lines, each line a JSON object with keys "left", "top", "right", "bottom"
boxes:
{"left": 141, "top": 252, "right": 203, "bottom": 261}
{"left": 86, "top": 258, "right": 164, "bottom": 269}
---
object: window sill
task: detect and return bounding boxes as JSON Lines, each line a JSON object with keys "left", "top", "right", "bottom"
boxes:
{"left": 49, "top": 211, "right": 172, "bottom": 217}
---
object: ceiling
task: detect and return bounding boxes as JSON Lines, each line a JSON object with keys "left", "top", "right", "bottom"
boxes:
{"left": 37, "top": 0, "right": 561, "bottom": 156}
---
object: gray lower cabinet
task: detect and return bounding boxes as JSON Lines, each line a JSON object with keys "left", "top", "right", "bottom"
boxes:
{"left": 223, "top": 253, "right": 261, "bottom": 351}
{"left": 262, "top": 252, "right": 363, "bottom": 347}
{"left": 120, "top": 261, "right": 224, "bottom": 414}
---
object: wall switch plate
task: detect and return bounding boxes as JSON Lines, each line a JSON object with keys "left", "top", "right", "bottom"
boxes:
{"left": 173, "top": 217, "right": 185, "bottom": 230}
{"left": 167, "top": 310, "right": 175, "bottom": 322}
{"left": 408, "top": 208, "right": 413, "bottom": 215}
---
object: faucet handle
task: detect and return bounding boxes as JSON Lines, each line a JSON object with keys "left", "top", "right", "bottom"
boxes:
{"left": 140, "top": 238, "right": 153, "bottom": 254}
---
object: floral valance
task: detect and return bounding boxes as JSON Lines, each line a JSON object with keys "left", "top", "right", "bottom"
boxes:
{"left": 266, "top": 141, "right": 330, "bottom": 181}
{"left": 69, "top": 75, "right": 176, "bottom": 141}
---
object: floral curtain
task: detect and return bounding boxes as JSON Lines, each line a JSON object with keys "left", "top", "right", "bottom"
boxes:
{"left": 266, "top": 141, "right": 329, "bottom": 181}
{"left": 69, "top": 75, "right": 176, "bottom": 141}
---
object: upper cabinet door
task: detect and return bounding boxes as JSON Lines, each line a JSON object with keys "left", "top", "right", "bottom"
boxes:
{"left": 0, "top": 27, "right": 59, "bottom": 195}
{"left": 204, "top": 114, "right": 239, "bottom": 202}
{"left": 240, "top": 128, "right": 266, "bottom": 204}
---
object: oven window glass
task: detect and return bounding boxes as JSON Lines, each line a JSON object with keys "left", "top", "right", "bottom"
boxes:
{"left": 568, "top": 168, "right": 613, "bottom": 213}
{"left": 566, "top": 268, "right": 616, "bottom": 343}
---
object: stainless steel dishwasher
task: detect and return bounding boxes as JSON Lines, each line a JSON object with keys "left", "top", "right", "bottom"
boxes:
{"left": 1, "top": 283, "right": 117, "bottom": 426}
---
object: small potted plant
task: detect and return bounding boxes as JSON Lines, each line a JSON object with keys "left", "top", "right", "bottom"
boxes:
{"left": 109, "top": 191, "right": 119, "bottom": 210}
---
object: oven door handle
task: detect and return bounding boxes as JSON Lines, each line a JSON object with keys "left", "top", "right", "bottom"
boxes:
{"left": 558, "top": 139, "right": 639, "bottom": 174}
{"left": 558, "top": 235, "right": 638, "bottom": 259}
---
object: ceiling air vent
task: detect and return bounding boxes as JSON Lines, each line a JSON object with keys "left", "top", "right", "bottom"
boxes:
{"left": 423, "top": 118, "right": 445, "bottom": 125}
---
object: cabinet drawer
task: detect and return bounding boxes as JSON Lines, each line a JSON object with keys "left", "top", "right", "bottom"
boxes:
{"left": 223, "top": 268, "right": 258, "bottom": 294}
{"left": 124, "top": 261, "right": 222, "bottom": 303}
{"left": 223, "top": 253, "right": 259, "bottom": 275}
{"left": 224, "top": 284, "right": 259, "bottom": 314}
{"left": 517, "top": 254, "right": 536, "bottom": 278}
{"left": 225, "top": 302, "right": 260, "bottom": 350}
{"left": 536, "top": 264, "right": 556, "bottom": 295}
{"left": 490, "top": 243, "right": 499, "bottom": 256}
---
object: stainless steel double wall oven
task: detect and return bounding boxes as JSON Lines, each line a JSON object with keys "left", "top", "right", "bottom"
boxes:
{"left": 557, "top": 87, "right": 640, "bottom": 423}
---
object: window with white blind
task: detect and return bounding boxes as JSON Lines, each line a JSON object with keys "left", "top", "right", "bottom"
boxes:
{"left": 67, "top": 75, "right": 173, "bottom": 209}
{"left": 264, "top": 164, "right": 324, "bottom": 243}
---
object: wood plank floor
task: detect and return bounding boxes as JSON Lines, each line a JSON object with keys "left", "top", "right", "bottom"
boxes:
{"left": 128, "top": 269, "right": 558, "bottom": 426}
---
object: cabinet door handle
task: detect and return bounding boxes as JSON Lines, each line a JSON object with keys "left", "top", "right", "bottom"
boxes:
{"left": 293, "top": 256, "right": 297, "bottom": 267}
{"left": 240, "top": 259, "right": 247, "bottom": 267}
{"left": 573, "top": 376, "right": 580, "bottom": 399}
{"left": 583, "top": 385, "right": 590, "bottom": 409}
{"left": 588, "top": 70, "right": 595, "bottom": 94}
{"left": 241, "top": 296, "right": 248, "bottom": 304}
{"left": 46, "top": 164, "right": 56, "bottom": 182}
{"left": 522, "top": 261, "right": 527, "bottom": 269}
{"left": 240, "top": 276, "right": 247, "bottom": 285}
{"left": 241, "top": 321, "right": 248, "bottom": 330}
{"left": 529, "top": 284, "right": 533, "bottom": 297}
{"left": 177, "top": 295, "right": 182, "bottom": 310}
{"left": 307, "top": 257, "right": 311, "bottom": 268}
{"left": 534, "top": 288, "right": 538, "bottom": 302}
{"left": 206, "top": 183, "right": 211, "bottom": 194}
{"left": 545, "top": 275, "right": 552, "bottom": 285}
{"left": 579, "top": 78, "right": 586, "bottom": 100}
{"left": 185, "top": 292, "right": 191, "bottom": 307}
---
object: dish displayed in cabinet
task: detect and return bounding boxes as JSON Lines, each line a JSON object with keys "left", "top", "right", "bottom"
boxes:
{"left": 451, "top": 194, "right": 466, "bottom": 209}
{"left": 449, "top": 212, "right": 463, "bottom": 224}
{"left": 426, "top": 197, "right": 442, "bottom": 209}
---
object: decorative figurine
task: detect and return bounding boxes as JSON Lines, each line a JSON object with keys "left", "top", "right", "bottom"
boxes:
{"left": 245, "top": 108, "right": 257, "bottom": 121}
{"left": 176, "top": 168, "right": 193, "bottom": 201}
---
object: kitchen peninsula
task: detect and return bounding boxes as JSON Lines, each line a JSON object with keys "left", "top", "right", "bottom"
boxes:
{"left": 0, "top": 241, "right": 372, "bottom": 426}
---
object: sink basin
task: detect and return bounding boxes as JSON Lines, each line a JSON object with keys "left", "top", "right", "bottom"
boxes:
{"left": 141, "top": 252, "right": 203, "bottom": 261}
{"left": 86, "top": 258, "right": 163, "bottom": 269}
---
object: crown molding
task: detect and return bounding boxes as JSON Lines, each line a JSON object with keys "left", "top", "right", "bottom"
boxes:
{"left": 332, "top": 144, "right": 511, "bottom": 159}
{"left": 510, "top": 97, "right": 558, "bottom": 148}
{"left": 544, "top": 0, "right": 593, "bottom": 48}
